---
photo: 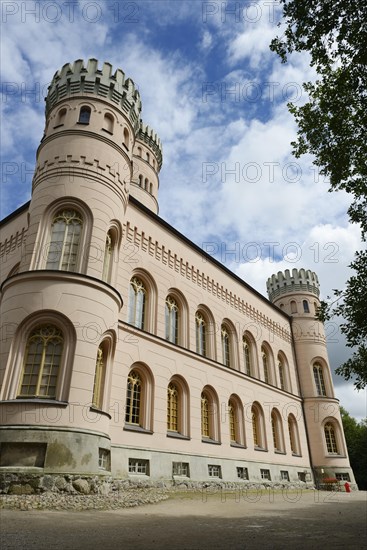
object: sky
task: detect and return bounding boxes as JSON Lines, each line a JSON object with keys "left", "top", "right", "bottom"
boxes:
{"left": 1, "top": 0, "right": 366, "bottom": 420}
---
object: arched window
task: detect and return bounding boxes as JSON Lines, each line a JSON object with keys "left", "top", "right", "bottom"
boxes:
{"left": 103, "top": 113, "right": 114, "bottom": 133}
{"left": 78, "top": 106, "right": 91, "bottom": 124}
{"left": 290, "top": 300, "right": 297, "bottom": 314}
{"left": 128, "top": 277, "right": 146, "bottom": 329}
{"left": 288, "top": 414, "right": 301, "bottom": 455}
{"left": 201, "top": 392, "right": 210, "bottom": 438}
{"left": 262, "top": 347, "right": 269, "bottom": 384}
{"left": 46, "top": 209, "right": 83, "bottom": 271}
{"left": 167, "top": 376, "right": 190, "bottom": 437}
{"left": 146, "top": 152, "right": 150, "bottom": 163}
{"left": 123, "top": 128, "right": 129, "bottom": 149}
{"left": 195, "top": 312, "right": 206, "bottom": 356}
{"left": 271, "top": 409, "right": 284, "bottom": 452}
{"left": 314, "top": 301, "right": 319, "bottom": 315}
{"left": 278, "top": 359, "right": 285, "bottom": 390}
{"left": 102, "top": 231, "right": 114, "bottom": 283}
{"left": 221, "top": 325, "right": 230, "bottom": 367}
{"left": 303, "top": 300, "right": 310, "bottom": 313}
{"left": 92, "top": 345, "right": 105, "bottom": 409}
{"left": 149, "top": 182, "right": 153, "bottom": 194}
{"left": 313, "top": 363, "right": 326, "bottom": 396}
{"left": 137, "top": 146, "right": 142, "bottom": 157}
{"left": 201, "top": 387, "right": 220, "bottom": 442}
{"left": 243, "top": 337, "right": 252, "bottom": 375}
{"left": 125, "top": 370, "right": 141, "bottom": 425}
{"left": 324, "top": 422, "right": 339, "bottom": 454}
{"left": 138, "top": 174, "right": 143, "bottom": 187}
{"left": 167, "top": 382, "right": 179, "bottom": 432}
{"left": 165, "top": 296, "right": 179, "bottom": 344}
{"left": 144, "top": 178, "right": 148, "bottom": 191}
{"left": 56, "top": 107, "right": 67, "bottom": 127}
{"left": 228, "top": 395, "right": 245, "bottom": 446}
{"left": 251, "top": 403, "right": 266, "bottom": 449}
{"left": 18, "top": 325, "right": 63, "bottom": 399}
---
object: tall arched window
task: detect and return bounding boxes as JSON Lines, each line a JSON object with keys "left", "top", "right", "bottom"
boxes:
{"left": 103, "top": 113, "right": 114, "bottom": 133}
{"left": 92, "top": 345, "right": 104, "bottom": 409}
{"left": 102, "top": 231, "right": 114, "bottom": 283}
{"left": 201, "top": 392, "right": 210, "bottom": 438}
{"left": 195, "top": 312, "right": 206, "bottom": 356}
{"left": 324, "top": 422, "right": 339, "bottom": 454}
{"left": 288, "top": 414, "right": 301, "bottom": 455}
{"left": 125, "top": 370, "right": 141, "bottom": 425}
{"left": 221, "top": 325, "right": 230, "bottom": 367}
{"left": 167, "top": 382, "right": 179, "bottom": 432}
{"left": 123, "top": 128, "right": 129, "bottom": 149}
{"left": 251, "top": 403, "right": 266, "bottom": 449}
{"left": 128, "top": 277, "right": 146, "bottom": 329}
{"left": 18, "top": 325, "right": 63, "bottom": 399}
{"left": 46, "top": 209, "right": 83, "bottom": 271}
{"left": 227, "top": 395, "right": 245, "bottom": 447}
{"left": 252, "top": 409, "right": 259, "bottom": 447}
{"left": 201, "top": 387, "right": 219, "bottom": 442}
{"left": 138, "top": 174, "right": 143, "bottom": 187}
{"left": 56, "top": 107, "right": 67, "bottom": 127}
{"left": 290, "top": 300, "right": 297, "bottom": 313}
{"left": 78, "top": 106, "right": 91, "bottom": 124}
{"left": 313, "top": 363, "right": 326, "bottom": 396}
{"left": 278, "top": 359, "right": 285, "bottom": 390}
{"left": 271, "top": 409, "right": 284, "bottom": 452}
{"left": 165, "top": 296, "right": 179, "bottom": 344}
{"left": 243, "top": 337, "right": 252, "bottom": 375}
{"left": 303, "top": 299, "right": 310, "bottom": 313}
{"left": 262, "top": 348, "right": 269, "bottom": 384}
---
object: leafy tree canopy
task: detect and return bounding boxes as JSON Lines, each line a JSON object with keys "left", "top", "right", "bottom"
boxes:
{"left": 271, "top": 0, "right": 367, "bottom": 389}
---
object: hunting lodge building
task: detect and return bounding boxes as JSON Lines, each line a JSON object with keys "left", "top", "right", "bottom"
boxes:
{"left": 0, "top": 59, "right": 355, "bottom": 488}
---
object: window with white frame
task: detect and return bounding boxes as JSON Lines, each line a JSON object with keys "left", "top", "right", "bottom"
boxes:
{"left": 195, "top": 312, "right": 206, "bottom": 356}
{"left": 236, "top": 467, "right": 249, "bottom": 480}
{"left": 280, "top": 470, "right": 289, "bottom": 481}
{"left": 172, "top": 462, "right": 190, "bottom": 477}
{"left": 260, "top": 469, "right": 271, "bottom": 480}
{"left": 128, "top": 458, "right": 149, "bottom": 475}
{"left": 313, "top": 363, "right": 327, "bottom": 396}
{"left": 46, "top": 209, "right": 83, "bottom": 271}
{"left": 128, "top": 277, "right": 146, "bottom": 329}
{"left": 98, "top": 448, "right": 110, "bottom": 470}
{"left": 165, "top": 296, "right": 179, "bottom": 344}
{"left": 18, "top": 325, "right": 63, "bottom": 399}
{"left": 208, "top": 465, "right": 222, "bottom": 478}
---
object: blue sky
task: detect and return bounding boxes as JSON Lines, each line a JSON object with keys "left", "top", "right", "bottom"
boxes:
{"left": 1, "top": 0, "right": 365, "bottom": 419}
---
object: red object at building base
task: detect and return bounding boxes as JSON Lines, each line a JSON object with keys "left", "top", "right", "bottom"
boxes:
{"left": 344, "top": 482, "right": 351, "bottom": 493}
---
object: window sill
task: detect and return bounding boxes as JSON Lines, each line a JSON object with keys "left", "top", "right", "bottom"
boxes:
{"left": 274, "top": 450, "right": 286, "bottom": 455}
{"left": 230, "top": 442, "right": 246, "bottom": 449}
{"left": 7, "top": 398, "right": 68, "bottom": 407}
{"left": 89, "top": 406, "right": 112, "bottom": 419}
{"left": 202, "top": 438, "right": 221, "bottom": 445}
{"left": 254, "top": 446, "right": 268, "bottom": 452}
{"left": 124, "top": 425, "right": 153, "bottom": 435}
{"left": 292, "top": 452, "right": 302, "bottom": 457}
{"left": 53, "top": 124, "right": 64, "bottom": 129}
{"left": 167, "top": 431, "right": 190, "bottom": 440}
{"left": 77, "top": 121, "right": 90, "bottom": 125}
{"left": 101, "top": 128, "right": 113, "bottom": 135}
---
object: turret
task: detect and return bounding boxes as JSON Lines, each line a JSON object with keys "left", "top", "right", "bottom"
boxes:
{"left": 267, "top": 269, "right": 356, "bottom": 487}
{"left": 130, "top": 121, "right": 163, "bottom": 214}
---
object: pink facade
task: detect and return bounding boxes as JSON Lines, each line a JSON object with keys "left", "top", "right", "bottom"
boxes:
{"left": 0, "top": 60, "right": 355, "bottom": 487}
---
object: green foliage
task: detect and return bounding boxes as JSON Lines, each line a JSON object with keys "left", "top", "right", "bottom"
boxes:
{"left": 271, "top": 0, "right": 367, "bottom": 389}
{"left": 340, "top": 407, "right": 367, "bottom": 490}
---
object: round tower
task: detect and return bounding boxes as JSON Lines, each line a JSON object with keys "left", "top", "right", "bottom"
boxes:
{"left": 130, "top": 121, "right": 163, "bottom": 214}
{"left": 267, "top": 268, "right": 356, "bottom": 487}
{"left": 0, "top": 59, "right": 158, "bottom": 478}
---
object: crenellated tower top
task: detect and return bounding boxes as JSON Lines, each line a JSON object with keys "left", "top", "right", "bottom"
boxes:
{"left": 136, "top": 120, "right": 163, "bottom": 169}
{"left": 267, "top": 268, "right": 320, "bottom": 303}
{"left": 45, "top": 58, "right": 142, "bottom": 132}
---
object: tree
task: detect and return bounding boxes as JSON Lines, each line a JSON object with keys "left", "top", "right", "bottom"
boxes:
{"left": 270, "top": 0, "right": 367, "bottom": 389}
{"left": 340, "top": 407, "right": 367, "bottom": 490}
